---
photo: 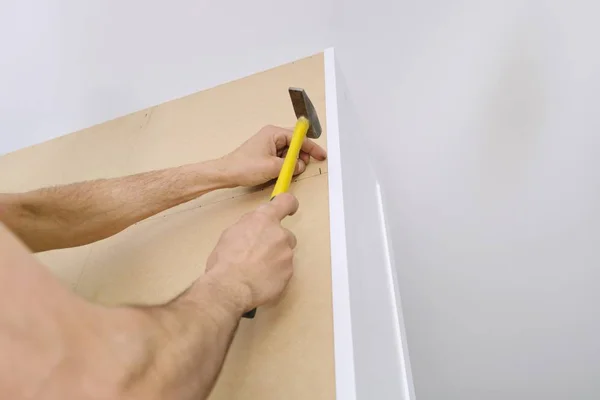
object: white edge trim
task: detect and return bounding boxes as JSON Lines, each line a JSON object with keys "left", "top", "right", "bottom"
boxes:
{"left": 375, "top": 182, "right": 415, "bottom": 400}
{"left": 324, "top": 47, "right": 357, "bottom": 400}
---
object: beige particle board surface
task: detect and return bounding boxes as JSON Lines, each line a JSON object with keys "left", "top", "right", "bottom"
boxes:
{"left": 0, "top": 53, "right": 334, "bottom": 399}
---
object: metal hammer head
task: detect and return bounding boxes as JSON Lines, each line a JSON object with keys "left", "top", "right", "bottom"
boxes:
{"left": 289, "top": 87, "right": 322, "bottom": 139}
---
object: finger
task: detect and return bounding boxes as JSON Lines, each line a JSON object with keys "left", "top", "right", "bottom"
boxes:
{"left": 300, "top": 138, "right": 327, "bottom": 161}
{"left": 273, "top": 128, "right": 295, "bottom": 151}
{"left": 294, "top": 159, "right": 306, "bottom": 175}
{"left": 283, "top": 228, "right": 297, "bottom": 249}
{"left": 299, "top": 151, "right": 311, "bottom": 166}
{"left": 259, "top": 193, "right": 299, "bottom": 221}
{"left": 279, "top": 129, "right": 327, "bottom": 161}
{"left": 280, "top": 149, "right": 310, "bottom": 168}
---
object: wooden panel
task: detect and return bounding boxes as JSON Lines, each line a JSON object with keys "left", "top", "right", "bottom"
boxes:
{"left": 0, "top": 53, "right": 334, "bottom": 399}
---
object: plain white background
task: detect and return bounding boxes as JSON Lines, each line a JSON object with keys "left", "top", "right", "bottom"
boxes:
{"left": 3, "top": 1, "right": 600, "bottom": 399}
{"left": 334, "top": 1, "right": 600, "bottom": 399}
{"left": 0, "top": 0, "right": 334, "bottom": 153}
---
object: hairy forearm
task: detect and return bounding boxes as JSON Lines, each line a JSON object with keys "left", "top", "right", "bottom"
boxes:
{"left": 131, "top": 272, "right": 249, "bottom": 399}
{"left": 0, "top": 160, "right": 233, "bottom": 252}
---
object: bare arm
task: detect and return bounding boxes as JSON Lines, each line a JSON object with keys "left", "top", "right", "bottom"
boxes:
{"left": 0, "top": 161, "right": 231, "bottom": 252}
{"left": 0, "top": 126, "right": 325, "bottom": 252}
{"left": 0, "top": 194, "right": 299, "bottom": 400}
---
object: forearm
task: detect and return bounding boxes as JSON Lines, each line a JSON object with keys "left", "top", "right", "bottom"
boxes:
{"left": 131, "top": 272, "right": 249, "bottom": 399}
{"left": 0, "top": 159, "right": 233, "bottom": 252}
{"left": 0, "top": 189, "right": 296, "bottom": 400}
{"left": 1, "top": 221, "right": 248, "bottom": 400}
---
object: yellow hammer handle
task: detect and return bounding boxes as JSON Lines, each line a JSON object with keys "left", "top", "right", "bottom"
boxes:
{"left": 270, "top": 116, "right": 309, "bottom": 199}
{"left": 243, "top": 118, "right": 310, "bottom": 319}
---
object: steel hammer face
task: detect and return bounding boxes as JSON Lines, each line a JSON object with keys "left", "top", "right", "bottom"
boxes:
{"left": 289, "top": 87, "right": 322, "bottom": 139}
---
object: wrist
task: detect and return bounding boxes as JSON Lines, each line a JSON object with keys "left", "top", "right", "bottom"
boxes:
{"left": 205, "top": 158, "right": 238, "bottom": 189}
{"left": 185, "top": 159, "right": 237, "bottom": 191}
{"left": 185, "top": 269, "right": 253, "bottom": 319}
{"left": 205, "top": 270, "right": 254, "bottom": 317}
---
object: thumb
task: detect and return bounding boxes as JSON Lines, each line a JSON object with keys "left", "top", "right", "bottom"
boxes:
{"left": 261, "top": 193, "right": 299, "bottom": 220}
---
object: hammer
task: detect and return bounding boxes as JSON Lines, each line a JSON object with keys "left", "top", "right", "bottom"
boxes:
{"left": 242, "top": 87, "right": 323, "bottom": 319}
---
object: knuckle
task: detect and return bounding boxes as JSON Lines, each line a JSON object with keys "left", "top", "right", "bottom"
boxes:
{"left": 240, "top": 212, "right": 263, "bottom": 228}
{"left": 276, "top": 228, "right": 289, "bottom": 241}
{"left": 261, "top": 125, "right": 278, "bottom": 135}
{"left": 257, "top": 211, "right": 273, "bottom": 224}
{"left": 253, "top": 212, "right": 276, "bottom": 229}
{"left": 248, "top": 208, "right": 263, "bottom": 218}
{"left": 269, "top": 157, "right": 282, "bottom": 170}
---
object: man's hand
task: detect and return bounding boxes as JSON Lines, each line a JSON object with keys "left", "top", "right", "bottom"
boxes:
{"left": 0, "top": 125, "right": 324, "bottom": 252}
{"left": 202, "top": 193, "right": 299, "bottom": 311}
{"left": 0, "top": 194, "right": 303, "bottom": 400}
{"left": 123, "top": 194, "right": 301, "bottom": 399}
{"left": 0, "top": 126, "right": 315, "bottom": 400}
{"left": 220, "top": 125, "right": 327, "bottom": 187}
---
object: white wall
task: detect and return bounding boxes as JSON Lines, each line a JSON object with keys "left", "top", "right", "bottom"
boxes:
{"left": 0, "top": 0, "right": 334, "bottom": 154}
{"left": 5, "top": 1, "right": 600, "bottom": 399}
{"left": 334, "top": 57, "right": 413, "bottom": 400}
{"left": 335, "top": 0, "right": 600, "bottom": 399}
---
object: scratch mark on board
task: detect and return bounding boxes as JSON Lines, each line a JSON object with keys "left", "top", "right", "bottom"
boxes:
{"left": 141, "top": 171, "right": 329, "bottom": 223}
